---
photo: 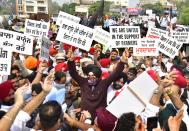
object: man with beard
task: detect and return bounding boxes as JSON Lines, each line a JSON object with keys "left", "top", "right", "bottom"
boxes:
{"left": 67, "top": 49, "right": 128, "bottom": 120}
{"left": 108, "top": 49, "right": 119, "bottom": 73}
{"left": 107, "top": 72, "right": 127, "bottom": 105}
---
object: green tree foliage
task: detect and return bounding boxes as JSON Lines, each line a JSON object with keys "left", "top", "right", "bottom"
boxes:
{"left": 52, "top": 2, "right": 61, "bottom": 14}
{"left": 61, "top": 3, "right": 77, "bottom": 15}
{"left": 88, "top": 1, "right": 112, "bottom": 16}
{"left": 141, "top": 2, "right": 164, "bottom": 15}
{"left": 176, "top": 0, "right": 189, "bottom": 25}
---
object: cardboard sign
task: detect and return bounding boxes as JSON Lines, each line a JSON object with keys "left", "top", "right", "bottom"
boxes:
{"left": 133, "top": 38, "right": 158, "bottom": 56}
{"left": 24, "top": 19, "right": 50, "bottom": 37}
{"left": 0, "top": 48, "right": 12, "bottom": 75}
{"left": 157, "top": 35, "right": 183, "bottom": 58}
{"left": 106, "top": 71, "right": 158, "bottom": 118}
{"left": 94, "top": 27, "right": 112, "bottom": 48}
{"left": 171, "top": 31, "right": 189, "bottom": 44}
{"left": 146, "top": 27, "right": 168, "bottom": 39}
{"left": 110, "top": 26, "right": 141, "bottom": 48}
{"left": 39, "top": 36, "right": 51, "bottom": 61}
{"left": 0, "top": 29, "right": 33, "bottom": 55}
{"left": 56, "top": 11, "right": 81, "bottom": 26}
{"left": 56, "top": 19, "right": 94, "bottom": 51}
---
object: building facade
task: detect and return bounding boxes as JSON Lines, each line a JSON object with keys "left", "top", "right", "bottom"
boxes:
{"left": 16, "top": 0, "right": 52, "bottom": 16}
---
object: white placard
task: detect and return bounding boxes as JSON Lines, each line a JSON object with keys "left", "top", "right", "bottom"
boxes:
{"left": 146, "top": 27, "right": 168, "bottom": 39}
{"left": 24, "top": 19, "right": 50, "bottom": 37}
{"left": 94, "top": 28, "right": 112, "bottom": 48}
{"left": 0, "top": 48, "right": 12, "bottom": 75}
{"left": 157, "top": 35, "right": 183, "bottom": 58}
{"left": 142, "top": 16, "right": 149, "bottom": 22}
{"left": 107, "top": 71, "right": 158, "bottom": 118}
{"left": 0, "top": 29, "right": 33, "bottom": 55}
{"left": 146, "top": 10, "right": 152, "bottom": 15}
{"left": 39, "top": 36, "right": 51, "bottom": 62}
{"left": 110, "top": 26, "right": 141, "bottom": 48}
{"left": 56, "top": 11, "right": 81, "bottom": 26}
{"left": 133, "top": 38, "right": 159, "bottom": 56}
{"left": 171, "top": 31, "right": 189, "bottom": 44}
{"left": 56, "top": 19, "right": 94, "bottom": 51}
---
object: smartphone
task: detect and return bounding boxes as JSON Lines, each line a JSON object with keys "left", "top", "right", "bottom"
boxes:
{"left": 147, "top": 116, "right": 158, "bottom": 131}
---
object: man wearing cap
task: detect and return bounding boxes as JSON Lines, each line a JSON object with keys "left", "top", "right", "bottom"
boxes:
{"left": 67, "top": 49, "right": 128, "bottom": 120}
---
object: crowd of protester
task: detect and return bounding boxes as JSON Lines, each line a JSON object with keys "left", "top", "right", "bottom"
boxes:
{"left": 0, "top": 13, "right": 188, "bottom": 131}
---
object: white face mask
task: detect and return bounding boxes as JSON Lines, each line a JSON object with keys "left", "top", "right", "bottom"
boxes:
{"left": 53, "top": 81, "right": 65, "bottom": 89}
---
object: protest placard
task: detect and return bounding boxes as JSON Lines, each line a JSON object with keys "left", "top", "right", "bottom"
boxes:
{"left": 106, "top": 71, "right": 158, "bottom": 118}
{"left": 39, "top": 36, "right": 51, "bottom": 62}
{"left": 0, "top": 48, "right": 12, "bottom": 75}
{"left": 24, "top": 19, "right": 50, "bottom": 37}
{"left": 146, "top": 27, "right": 168, "bottom": 39}
{"left": 133, "top": 38, "right": 159, "bottom": 56}
{"left": 157, "top": 35, "right": 183, "bottom": 58}
{"left": 146, "top": 10, "right": 152, "bottom": 15}
{"left": 110, "top": 26, "right": 141, "bottom": 48}
{"left": 0, "top": 29, "right": 33, "bottom": 55}
{"left": 93, "top": 27, "right": 112, "bottom": 48}
{"left": 56, "top": 11, "right": 81, "bottom": 26}
{"left": 171, "top": 30, "right": 189, "bottom": 44}
{"left": 56, "top": 19, "right": 94, "bottom": 51}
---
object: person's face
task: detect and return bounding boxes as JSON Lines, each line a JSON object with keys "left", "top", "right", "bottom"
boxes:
{"left": 58, "top": 77, "right": 66, "bottom": 84}
{"left": 88, "top": 72, "right": 97, "bottom": 81}
{"left": 82, "top": 52, "right": 88, "bottom": 58}
{"left": 127, "top": 71, "right": 136, "bottom": 81}
{"left": 110, "top": 51, "right": 118, "bottom": 61}
{"left": 145, "top": 59, "right": 152, "bottom": 68}
{"left": 32, "top": 91, "right": 38, "bottom": 98}
{"left": 11, "top": 69, "right": 21, "bottom": 78}
{"left": 113, "top": 78, "right": 124, "bottom": 90}
{"left": 123, "top": 65, "right": 129, "bottom": 73}
{"left": 56, "top": 59, "right": 65, "bottom": 64}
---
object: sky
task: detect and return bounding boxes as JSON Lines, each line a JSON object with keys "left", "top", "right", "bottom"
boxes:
{"left": 53, "top": 0, "right": 70, "bottom": 5}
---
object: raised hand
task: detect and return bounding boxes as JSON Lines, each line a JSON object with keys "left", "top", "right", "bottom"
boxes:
{"left": 42, "top": 72, "right": 55, "bottom": 93}
{"left": 168, "top": 110, "right": 184, "bottom": 131}
{"left": 67, "top": 49, "right": 75, "bottom": 61}
{"left": 38, "top": 61, "right": 48, "bottom": 73}
{"left": 14, "top": 84, "right": 30, "bottom": 107}
{"left": 120, "top": 48, "right": 129, "bottom": 63}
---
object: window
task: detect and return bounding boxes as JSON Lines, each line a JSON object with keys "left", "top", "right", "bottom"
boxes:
{"left": 18, "top": 0, "right": 22, "bottom": 4}
{"left": 26, "top": 6, "right": 34, "bottom": 12}
{"left": 19, "top": 12, "right": 23, "bottom": 15}
{"left": 19, "top": 6, "right": 22, "bottom": 11}
{"left": 38, "top": 7, "right": 46, "bottom": 12}
{"left": 37, "top": 1, "right": 44, "bottom": 4}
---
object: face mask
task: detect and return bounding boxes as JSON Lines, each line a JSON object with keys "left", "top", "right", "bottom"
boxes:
{"left": 53, "top": 81, "right": 65, "bottom": 89}
{"left": 88, "top": 79, "right": 98, "bottom": 86}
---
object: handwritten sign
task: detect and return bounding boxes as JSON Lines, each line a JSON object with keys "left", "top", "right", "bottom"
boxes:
{"left": 0, "top": 48, "right": 12, "bottom": 75}
{"left": 24, "top": 19, "right": 50, "bottom": 37}
{"left": 110, "top": 26, "right": 141, "bottom": 48}
{"left": 133, "top": 38, "right": 158, "bottom": 56}
{"left": 157, "top": 35, "right": 183, "bottom": 58}
{"left": 93, "top": 27, "right": 112, "bottom": 48}
{"left": 56, "top": 11, "right": 81, "bottom": 26}
{"left": 171, "top": 31, "right": 189, "bottom": 44}
{"left": 39, "top": 36, "right": 51, "bottom": 61}
{"left": 0, "top": 29, "right": 33, "bottom": 55}
{"left": 107, "top": 71, "right": 158, "bottom": 117}
{"left": 56, "top": 19, "right": 94, "bottom": 51}
{"left": 146, "top": 27, "right": 168, "bottom": 39}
